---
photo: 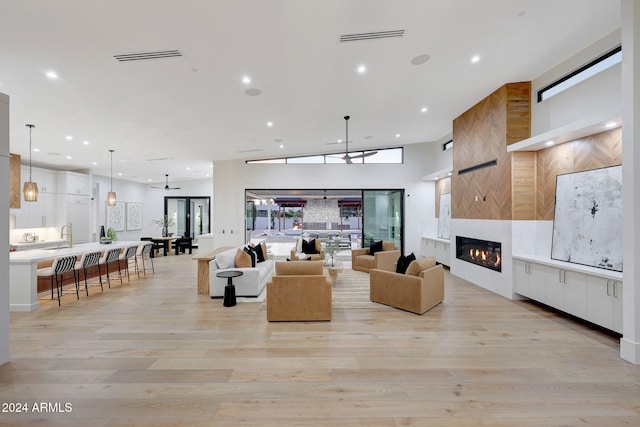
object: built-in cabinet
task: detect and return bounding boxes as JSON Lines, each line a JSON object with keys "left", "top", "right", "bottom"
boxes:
{"left": 57, "top": 171, "right": 90, "bottom": 196}
{"left": 421, "top": 237, "right": 450, "bottom": 266}
{"left": 56, "top": 172, "right": 90, "bottom": 244}
{"left": 514, "top": 257, "right": 622, "bottom": 333}
{"left": 12, "top": 166, "right": 58, "bottom": 228}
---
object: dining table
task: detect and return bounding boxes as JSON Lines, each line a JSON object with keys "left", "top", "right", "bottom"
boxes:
{"left": 151, "top": 236, "right": 178, "bottom": 256}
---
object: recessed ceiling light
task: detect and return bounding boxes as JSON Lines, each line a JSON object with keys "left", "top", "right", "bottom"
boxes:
{"left": 147, "top": 178, "right": 152, "bottom": 182}
{"left": 337, "top": 139, "right": 342, "bottom": 143}
{"left": 186, "top": 166, "right": 191, "bottom": 170}
{"left": 471, "top": 55, "right": 481, "bottom": 64}
{"left": 279, "top": 144, "right": 284, "bottom": 149}
{"left": 91, "top": 161, "right": 97, "bottom": 165}
{"left": 65, "top": 135, "right": 73, "bottom": 141}
{"left": 545, "top": 140, "right": 555, "bottom": 146}
{"left": 66, "top": 155, "right": 72, "bottom": 159}
{"left": 45, "top": 71, "right": 58, "bottom": 80}
{"left": 421, "top": 107, "right": 428, "bottom": 113}
{"left": 395, "top": 133, "right": 401, "bottom": 138}
{"left": 33, "top": 148, "right": 40, "bottom": 152}
{"left": 82, "top": 140, "right": 89, "bottom": 145}
{"left": 118, "top": 172, "right": 123, "bottom": 176}
{"left": 267, "top": 121, "right": 273, "bottom": 127}
{"left": 410, "top": 54, "right": 431, "bottom": 65}
{"left": 242, "top": 75, "right": 251, "bottom": 85}
{"left": 605, "top": 121, "right": 617, "bottom": 128}
{"left": 357, "top": 64, "right": 367, "bottom": 74}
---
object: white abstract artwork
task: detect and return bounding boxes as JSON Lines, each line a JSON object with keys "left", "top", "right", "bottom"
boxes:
{"left": 126, "top": 202, "right": 143, "bottom": 231}
{"left": 106, "top": 201, "right": 125, "bottom": 232}
{"left": 551, "top": 165, "right": 622, "bottom": 271}
{"left": 437, "top": 193, "right": 451, "bottom": 240}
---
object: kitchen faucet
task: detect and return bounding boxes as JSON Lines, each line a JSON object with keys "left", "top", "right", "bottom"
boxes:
{"left": 60, "top": 223, "right": 73, "bottom": 248}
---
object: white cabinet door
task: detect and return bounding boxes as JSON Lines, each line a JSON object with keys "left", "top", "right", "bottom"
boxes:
{"left": 57, "top": 171, "right": 90, "bottom": 195}
{"left": 612, "top": 281, "right": 623, "bottom": 334}
{"left": 65, "top": 194, "right": 90, "bottom": 244}
{"left": 544, "top": 266, "right": 565, "bottom": 310}
{"left": 528, "top": 262, "right": 546, "bottom": 302}
{"left": 40, "top": 192, "right": 56, "bottom": 227}
{"left": 513, "top": 259, "right": 530, "bottom": 297}
{"left": 586, "top": 276, "right": 614, "bottom": 331}
{"left": 563, "top": 270, "right": 587, "bottom": 318}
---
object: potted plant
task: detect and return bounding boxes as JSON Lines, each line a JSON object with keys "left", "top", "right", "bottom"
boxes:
{"left": 152, "top": 215, "right": 175, "bottom": 237}
{"left": 323, "top": 236, "right": 340, "bottom": 267}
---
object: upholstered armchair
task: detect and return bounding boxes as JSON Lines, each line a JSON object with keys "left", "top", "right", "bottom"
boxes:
{"left": 369, "top": 256, "right": 444, "bottom": 314}
{"left": 290, "top": 238, "right": 325, "bottom": 261}
{"left": 351, "top": 240, "right": 400, "bottom": 273}
{"left": 267, "top": 260, "right": 332, "bottom": 321}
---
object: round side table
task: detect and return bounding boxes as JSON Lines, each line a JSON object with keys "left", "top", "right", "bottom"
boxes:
{"left": 216, "top": 270, "right": 243, "bottom": 307}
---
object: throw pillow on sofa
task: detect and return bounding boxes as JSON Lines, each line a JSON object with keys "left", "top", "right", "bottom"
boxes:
{"left": 396, "top": 252, "right": 416, "bottom": 274}
{"left": 235, "top": 249, "right": 252, "bottom": 268}
{"left": 405, "top": 257, "right": 437, "bottom": 276}
{"left": 243, "top": 246, "right": 257, "bottom": 267}
{"left": 216, "top": 247, "right": 237, "bottom": 269}
{"left": 249, "top": 241, "right": 267, "bottom": 263}
{"left": 369, "top": 240, "right": 383, "bottom": 256}
{"left": 302, "top": 238, "right": 318, "bottom": 254}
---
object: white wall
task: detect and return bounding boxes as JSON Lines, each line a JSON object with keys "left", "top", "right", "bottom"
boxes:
{"left": 532, "top": 30, "right": 622, "bottom": 134}
{"left": 92, "top": 175, "right": 213, "bottom": 241}
{"left": 213, "top": 142, "right": 435, "bottom": 256}
{"left": 1, "top": 92, "right": 10, "bottom": 364}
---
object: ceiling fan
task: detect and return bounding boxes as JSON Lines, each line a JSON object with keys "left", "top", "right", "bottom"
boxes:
{"left": 151, "top": 174, "right": 181, "bottom": 190}
{"left": 342, "top": 115, "right": 377, "bottom": 164}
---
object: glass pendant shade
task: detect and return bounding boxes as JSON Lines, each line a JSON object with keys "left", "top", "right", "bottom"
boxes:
{"left": 107, "top": 191, "right": 117, "bottom": 206}
{"left": 24, "top": 123, "right": 38, "bottom": 202}
{"left": 23, "top": 181, "right": 39, "bottom": 202}
{"left": 107, "top": 149, "right": 116, "bottom": 206}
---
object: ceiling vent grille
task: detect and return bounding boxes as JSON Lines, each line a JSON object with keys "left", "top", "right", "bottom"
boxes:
{"left": 114, "top": 50, "right": 183, "bottom": 62}
{"left": 340, "top": 30, "right": 405, "bottom": 42}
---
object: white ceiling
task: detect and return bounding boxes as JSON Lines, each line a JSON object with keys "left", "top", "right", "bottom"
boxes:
{"left": 0, "top": 0, "right": 621, "bottom": 184}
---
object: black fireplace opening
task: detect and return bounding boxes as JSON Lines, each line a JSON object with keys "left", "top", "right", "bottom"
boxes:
{"left": 456, "top": 236, "right": 502, "bottom": 272}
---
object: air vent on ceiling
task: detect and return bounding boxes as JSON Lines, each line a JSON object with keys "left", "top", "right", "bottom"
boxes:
{"left": 340, "top": 30, "right": 405, "bottom": 42}
{"left": 114, "top": 50, "right": 183, "bottom": 62}
{"left": 236, "top": 149, "right": 264, "bottom": 154}
{"left": 146, "top": 157, "right": 174, "bottom": 162}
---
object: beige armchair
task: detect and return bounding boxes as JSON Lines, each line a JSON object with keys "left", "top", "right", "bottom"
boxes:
{"left": 267, "top": 260, "right": 332, "bottom": 321}
{"left": 351, "top": 240, "right": 400, "bottom": 273}
{"left": 290, "top": 238, "right": 325, "bottom": 261}
{"left": 369, "top": 256, "right": 444, "bottom": 314}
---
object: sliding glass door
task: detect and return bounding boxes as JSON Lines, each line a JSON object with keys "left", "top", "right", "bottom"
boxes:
{"left": 164, "top": 197, "right": 211, "bottom": 239}
{"left": 362, "top": 189, "right": 403, "bottom": 252}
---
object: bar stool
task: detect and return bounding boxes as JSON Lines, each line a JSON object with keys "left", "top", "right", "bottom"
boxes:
{"left": 99, "top": 247, "right": 123, "bottom": 288}
{"left": 135, "top": 242, "right": 155, "bottom": 277}
{"left": 37, "top": 255, "right": 78, "bottom": 306}
{"left": 119, "top": 245, "right": 139, "bottom": 282}
{"left": 74, "top": 250, "right": 103, "bottom": 296}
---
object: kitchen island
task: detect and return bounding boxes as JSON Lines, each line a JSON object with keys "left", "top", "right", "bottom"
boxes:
{"left": 9, "top": 241, "right": 139, "bottom": 311}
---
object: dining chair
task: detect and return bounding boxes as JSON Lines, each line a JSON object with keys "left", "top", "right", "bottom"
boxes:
{"left": 37, "top": 255, "right": 78, "bottom": 306}
{"left": 74, "top": 250, "right": 103, "bottom": 296}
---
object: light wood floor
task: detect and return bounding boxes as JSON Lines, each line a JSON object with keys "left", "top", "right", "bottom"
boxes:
{"left": 2, "top": 254, "right": 639, "bottom": 426}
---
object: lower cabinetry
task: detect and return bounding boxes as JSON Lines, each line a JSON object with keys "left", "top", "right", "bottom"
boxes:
{"left": 514, "top": 258, "right": 622, "bottom": 333}
{"left": 421, "top": 237, "right": 450, "bottom": 266}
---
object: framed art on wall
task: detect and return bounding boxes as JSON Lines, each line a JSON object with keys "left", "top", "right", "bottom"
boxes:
{"left": 106, "top": 201, "right": 125, "bottom": 232}
{"left": 437, "top": 193, "right": 451, "bottom": 240}
{"left": 126, "top": 202, "right": 143, "bottom": 230}
{"left": 551, "top": 165, "right": 622, "bottom": 271}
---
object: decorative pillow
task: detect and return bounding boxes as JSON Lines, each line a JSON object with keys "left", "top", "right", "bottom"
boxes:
{"left": 302, "top": 238, "right": 318, "bottom": 254}
{"left": 405, "top": 257, "right": 437, "bottom": 276}
{"left": 243, "top": 246, "right": 257, "bottom": 267}
{"left": 234, "top": 249, "right": 252, "bottom": 268}
{"left": 250, "top": 241, "right": 266, "bottom": 263}
{"left": 396, "top": 252, "right": 416, "bottom": 274}
{"left": 216, "top": 248, "right": 237, "bottom": 269}
{"left": 369, "top": 240, "right": 383, "bottom": 256}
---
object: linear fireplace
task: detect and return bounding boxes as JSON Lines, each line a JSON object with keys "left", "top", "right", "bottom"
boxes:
{"left": 456, "top": 236, "right": 502, "bottom": 272}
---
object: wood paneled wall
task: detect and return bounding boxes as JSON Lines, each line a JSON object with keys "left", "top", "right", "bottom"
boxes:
{"left": 536, "top": 127, "right": 622, "bottom": 220}
{"left": 10, "top": 153, "right": 20, "bottom": 209}
{"left": 451, "top": 82, "right": 531, "bottom": 220}
{"left": 435, "top": 177, "right": 451, "bottom": 218}
{"left": 512, "top": 151, "right": 536, "bottom": 220}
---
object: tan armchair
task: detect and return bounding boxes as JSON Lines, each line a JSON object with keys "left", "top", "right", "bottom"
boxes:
{"left": 267, "top": 260, "right": 332, "bottom": 321}
{"left": 290, "top": 238, "right": 325, "bottom": 261}
{"left": 351, "top": 240, "right": 400, "bottom": 273}
{"left": 370, "top": 256, "right": 444, "bottom": 314}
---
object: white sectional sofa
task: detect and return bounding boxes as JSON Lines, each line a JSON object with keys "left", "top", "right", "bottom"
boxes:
{"left": 209, "top": 247, "right": 275, "bottom": 298}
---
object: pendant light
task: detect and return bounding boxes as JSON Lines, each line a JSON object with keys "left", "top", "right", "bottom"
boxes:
{"left": 106, "top": 149, "right": 117, "bottom": 206}
{"left": 23, "top": 124, "right": 39, "bottom": 202}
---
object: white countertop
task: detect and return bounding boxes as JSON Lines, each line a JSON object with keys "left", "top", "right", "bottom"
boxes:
{"left": 9, "top": 241, "right": 141, "bottom": 263}
{"left": 512, "top": 253, "right": 623, "bottom": 281}
{"left": 11, "top": 239, "right": 67, "bottom": 250}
